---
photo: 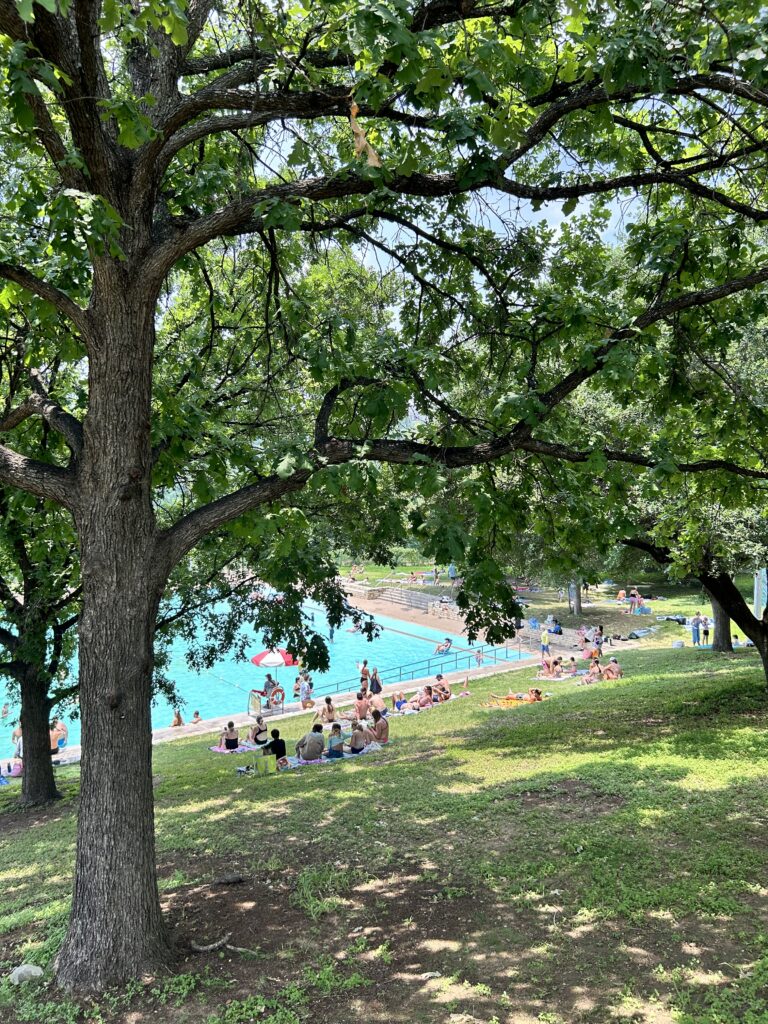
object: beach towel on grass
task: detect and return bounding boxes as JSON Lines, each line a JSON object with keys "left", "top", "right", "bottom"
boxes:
{"left": 391, "top": 692, "right": 468, "bottom": 716}
{"left": 210, "top": 742, "right": 258, "bottom": 754}
{"left": 282, "top": 741, "right": 384, "bottom": 770}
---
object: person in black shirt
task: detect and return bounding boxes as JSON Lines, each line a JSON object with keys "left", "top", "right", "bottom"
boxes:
{"left": 264, "top": 728, "right": 286, "bottom": 760}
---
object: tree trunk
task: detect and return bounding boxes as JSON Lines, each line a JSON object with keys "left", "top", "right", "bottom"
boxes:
{"left": 55, "top": 284, "right": 173, "bottom": 991}
{"left": 710, "top": 597, "right": 733, "bottom": 653}
{"left": 698, "top": 571, "right": 768, "bottom": 688}
{"left": 19, "top": 666, "right": 60, "bottom": 806}
{"left": 570, "top": 580, "right": 583, "bottom": 616}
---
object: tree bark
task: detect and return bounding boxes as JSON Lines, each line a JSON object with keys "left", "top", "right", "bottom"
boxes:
{"left": 709, "top": 596, "right": 733, "bottom": 653}
{"left": 698, "top": 570, "right": 768, "bottom": 687}
{"left": 19, "top": 665, "right": 60, "bottom": 806}
{"left": 570, "top": 580, "right": 583, "bottom": 616}
{"left": 55, "top": 282, "right": 173, "bottom": 991}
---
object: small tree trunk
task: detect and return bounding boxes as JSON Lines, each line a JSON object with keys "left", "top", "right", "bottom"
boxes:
{"left": 710, "top": 597, "right": 733, "bottom": 653}
{"left": 570, "top": 581, "right": 583, "bottom": 616}
{"left": 19, "top": 666, "right": 60, "bottom": 806}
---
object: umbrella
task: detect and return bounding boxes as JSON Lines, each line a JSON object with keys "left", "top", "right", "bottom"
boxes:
{"left": 250, "top": 648, "right": 298, "bottom": 668}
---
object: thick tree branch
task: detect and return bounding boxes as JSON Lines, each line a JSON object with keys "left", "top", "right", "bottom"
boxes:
{"left": 0, "top": 624, "right": 19, "bottom": 653}
{"left": 0, "top": 372, "right": 83, "bottom": 459}
{"left": 158, "top": 468, "right": 316, "bottom": 569}
{"left": 314, "top": 377, "right": 379, "bottom": 447}
{"left": 28, "top": 370, "right": 84, "bottom": 457}
{"left": 0, "top": 445, "right": 77, "bottom": 509}
{"left": 0, "top": 262, "right": 90, "bottom": 336}
{"left": 158, "top": 263, "right": 768, "bottom": 570}
{"left": 521, "top": 439, "right": 768, "bottom": 480}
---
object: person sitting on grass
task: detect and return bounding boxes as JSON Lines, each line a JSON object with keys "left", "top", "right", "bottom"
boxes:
{"left": 296, "top": 723, "right": 325, "bottom": 761}
{"left": 434, "top": 637, "right": 453, "bottom": 654}
{"left": 219, "top": 722, "right": 240, "bottom": 751}
{"left": 263, "top": 728, "right": 286, "bottom": 759}
{"left": 346, "top": 722, "right": 367, "bottom": 754}
{"left": 248, "top": 715, "right": 269, "bottom": 746}
{"left": 407, "top": 686, "right": 434, "bottom": 710}
{"left": 366, "top": 709, "right": 389, "bottom": 744}
{"left": 314, "top": 695, "right": 337, "bottom": 725}
{"left": 585, "top": 658, "right": 604, "bottom": 682}
{"left": 342, "top": 691, "right": 370, "bottom": 722}
{"left": 549, "top": 658, "right": 563, "bottom": 679}
{"left": 602, "top": 657, "right": 624, "bottom": 680}
{"left": 368, "top": 691, "right": 388, "bottom": 716}
{"left": 327, "top": 723, "right": 345, "bottom": 759}
{"left": 567, "top": 657, "right": 579, "bottom": 677}
{"left": 392, "top": 690, "right": 409, "bottom": 712}
{"left": 434, "top": 675, "right": 452, "bottom": 701}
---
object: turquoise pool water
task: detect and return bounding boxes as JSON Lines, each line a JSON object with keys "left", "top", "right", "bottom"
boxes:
{"left": 1, "top": 604, "right": 531, "bottom": 757}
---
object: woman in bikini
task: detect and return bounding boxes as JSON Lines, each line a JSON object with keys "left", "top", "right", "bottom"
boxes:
{"left": 219, "top": 722, "right": 240, "bottom": 750}
{"left": 313, "top": 695, "right": 337, "bottom": 725}
{"left": 248, "top": 716, "right": 269, "bottom": 746}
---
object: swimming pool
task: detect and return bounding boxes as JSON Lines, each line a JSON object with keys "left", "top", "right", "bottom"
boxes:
{"left": 0, "top": 604, "right": 532, "bottom": 756}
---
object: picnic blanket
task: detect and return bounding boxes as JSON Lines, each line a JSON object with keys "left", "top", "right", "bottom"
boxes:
{"left": 283, "top": 741, "right": 383, "bottom": 769}
{"left": 390, "top": 692, "right": 470, "bottom": 716}
{"left": 209, "top": 742, "right": 259, "bottom": 754}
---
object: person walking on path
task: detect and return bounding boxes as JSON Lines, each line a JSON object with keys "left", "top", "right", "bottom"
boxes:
{"left": 540, "top": 627, "right": 550, "bottom": 658}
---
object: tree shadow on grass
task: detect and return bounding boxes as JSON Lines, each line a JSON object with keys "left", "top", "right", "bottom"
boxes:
{"left": 149, "top": 765, "right": 768, "bottom": 1024}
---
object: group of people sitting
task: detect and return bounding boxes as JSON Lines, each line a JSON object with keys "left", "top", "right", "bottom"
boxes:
{"left": 219, "top": 719, "right": 288, "bottom": 759}
{"left": 295, "top": 707, "right": 389, "bottom": 761}
{"left": 311, "top": 691, "right": 388, "bottom": 732}
{"left": 538, "top": 651, "right": 623, "bottom": 683}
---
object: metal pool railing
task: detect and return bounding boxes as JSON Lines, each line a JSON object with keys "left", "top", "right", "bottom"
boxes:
{"left": 247, "top": 631, "right": 546, "bottom": 715}
{"left": 317, "top": 638, "right": 534, "bottom": 697}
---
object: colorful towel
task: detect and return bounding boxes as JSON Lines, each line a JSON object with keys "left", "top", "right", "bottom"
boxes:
{"left": 209, "top": 742, "right": 257, "bottom": 754}
{"left": 283, "top": 741, "right": 383, "bottom": 770}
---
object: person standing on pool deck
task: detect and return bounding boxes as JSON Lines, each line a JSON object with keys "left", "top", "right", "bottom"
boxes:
{"left": 358, "top": 660, "right": 371, "bottom": 691}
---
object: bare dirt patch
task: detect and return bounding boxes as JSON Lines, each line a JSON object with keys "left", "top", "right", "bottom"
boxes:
{"left": 513, "top": 777, "right": 626, "bottom": 815}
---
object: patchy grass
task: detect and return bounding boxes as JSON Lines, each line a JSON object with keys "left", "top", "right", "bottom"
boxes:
{"left": 1, "top": 646, "right": 767, "bottom": 1023}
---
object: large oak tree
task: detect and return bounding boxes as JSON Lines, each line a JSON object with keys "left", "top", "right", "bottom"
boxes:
{"left": 2, "top": 0, "right": 768, "bottom": 992}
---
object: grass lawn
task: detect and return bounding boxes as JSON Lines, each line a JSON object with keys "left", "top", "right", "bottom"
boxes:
{"left": 2, "top": 646, "right": 768, "bottom": 1023}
